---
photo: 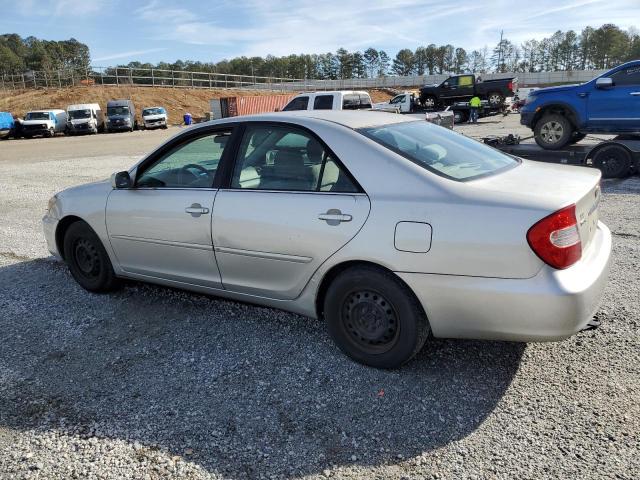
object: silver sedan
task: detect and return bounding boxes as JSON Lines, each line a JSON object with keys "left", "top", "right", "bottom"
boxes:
{"left": 43, "top": 111, "right": 612, "bottom": 368}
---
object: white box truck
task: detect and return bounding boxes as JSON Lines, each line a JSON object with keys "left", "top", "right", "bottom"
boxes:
{"left": 22, "top": 110, "right": 67, "bottom": 138}
{"left": 66, "top": 103, "right": 104, "bottom": 135}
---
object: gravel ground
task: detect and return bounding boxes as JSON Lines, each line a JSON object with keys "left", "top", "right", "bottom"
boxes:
{"left": 0, "top": 118, "right": 639, "bottom": 479}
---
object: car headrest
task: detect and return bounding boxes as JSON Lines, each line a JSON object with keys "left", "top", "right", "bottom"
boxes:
{"left": 274, "top": 150, "right": 304, "bottom": 169}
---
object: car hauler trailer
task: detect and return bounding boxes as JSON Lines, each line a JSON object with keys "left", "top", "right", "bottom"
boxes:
{"left": 484, "top": 134, "right": 640, "bottom": 178}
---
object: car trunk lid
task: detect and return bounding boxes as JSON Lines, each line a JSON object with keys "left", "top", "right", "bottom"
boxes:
{"left": 466, "top": 159, "right": 602, "bottom": 252}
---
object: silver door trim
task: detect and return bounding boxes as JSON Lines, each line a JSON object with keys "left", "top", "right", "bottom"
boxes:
{"left": 214, "top": 246, "right": 312, "bottom": 264}
{"left": 220, "top": 188, "right": 367, "bottom": 196}
{"left": 111, "top": 234, "right": 213, "bottom": 251}
{"left": 588, "top": 117, "right": 640, "bottom": 120}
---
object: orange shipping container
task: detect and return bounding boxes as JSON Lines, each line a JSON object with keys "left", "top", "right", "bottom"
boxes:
{"left": 217, "top": 94, "right": 296, "bottom": 118}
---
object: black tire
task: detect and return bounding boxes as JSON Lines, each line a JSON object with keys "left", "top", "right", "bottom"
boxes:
{"left": 487, "top": 92, "right": 504, "bottom": 106}
{"left": 453, "top": 110, "right": 468, "bottom": 123}
{"left": 48, "top": 127, "right": 55, "bottom": 138}
{"left": 569, "top": 132, "right": 587, "bottom": 144}
{"left": 534, "top": 113, "right": 573, "bottom": 150}
{"left": 422, "top": 95, "right": 437, "bottom": 110}
{"left": 592, "top": 145, "right": 632, "bottom": 178}
{"left": 324, "top": 266, "right": 430, "bottom": 369}
{"left": 63, "top": 221, "right": 120, "bottom": 292}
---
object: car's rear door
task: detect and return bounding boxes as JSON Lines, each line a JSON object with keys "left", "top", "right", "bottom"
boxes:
{"left": 106, "top": 126, "right": 234, "bottom": 288}
{"left": 212, "top": 122, "right": 370, "bottom": 300}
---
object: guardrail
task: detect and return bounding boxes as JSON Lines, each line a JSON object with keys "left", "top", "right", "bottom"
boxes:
{"left": 0, "top": 66, "right": 607, "bottom": 92}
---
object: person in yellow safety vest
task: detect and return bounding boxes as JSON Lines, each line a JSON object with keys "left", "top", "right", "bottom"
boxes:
{"left": 469, "top": 95, "right": 481, "bottom": 123}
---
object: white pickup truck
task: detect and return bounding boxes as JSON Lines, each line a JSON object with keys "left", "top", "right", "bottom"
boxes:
{"left": 372, "top": 92, "right": 419, "bottom": 113}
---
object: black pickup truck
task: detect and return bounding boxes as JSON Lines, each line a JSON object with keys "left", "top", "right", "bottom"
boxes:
{"left": 419, "top": 74, "right": 517, "bottom": 109}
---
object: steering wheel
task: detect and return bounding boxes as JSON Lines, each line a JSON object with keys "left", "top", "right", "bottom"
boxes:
{"left": 179, "top": 163, "right": 213, "bottom": 185}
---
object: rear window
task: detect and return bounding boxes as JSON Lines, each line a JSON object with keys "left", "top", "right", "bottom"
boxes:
{"left": 282, "top": 96, "right": 309, "bottom": 111}
{"left": 359, "top": 121, "right": 519, "bottom": 181}
{"left": 341, "top": 93, "right": 372, "bottom": 110}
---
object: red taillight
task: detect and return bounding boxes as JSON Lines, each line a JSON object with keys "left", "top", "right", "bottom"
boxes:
{"left": 507, "top": 81, "right": 513, "bottom": 92}
{"left": 527, "top": 204, "right": 582, "bottom": 270}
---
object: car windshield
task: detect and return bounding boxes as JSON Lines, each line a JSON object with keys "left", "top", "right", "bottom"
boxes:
{"left": 107, "top": 106, "right": 129, "bottom": 116}
{"left": 25, "top": 112, "right": 50, "bottom": 120}
{"left": 359, "top": 121, "right": 519, "bottom": 181}
{"left": 68, "top": 109, "right": 91, "bottom": 120}
{"left": 143, "top": 108, "right": 164, "bottom": 116}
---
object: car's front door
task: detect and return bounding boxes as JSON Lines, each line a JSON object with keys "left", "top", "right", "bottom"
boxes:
{"left": 588, "top": 65, "right": 640, "bottom": 132}
{"left": 212, "top": 123, "right": 370, "bottom": 300}
{"left": 106, "top": 128, "right": 234, "bottom": 288}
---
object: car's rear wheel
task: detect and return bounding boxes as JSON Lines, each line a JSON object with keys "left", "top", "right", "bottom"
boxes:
{"left": 422, "top": 95, "right": 437, "bottom": 110}
{"left": 534, "top": 113, "right": 573, "bottom": 150}
{"left": 592, "top": 145, "right": 632, "bottom": 178}
{"left": 63, "top": 221, "right": 120, "bottom": 292}
{"left": 324, "top": 266, "right": 430, "bottom": 369}
{"left": 487, "top": 92, "right": 504, "bottom": 106}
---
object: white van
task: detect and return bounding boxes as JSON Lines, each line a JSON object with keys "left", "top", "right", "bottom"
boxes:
{"left": 22, "top": 109, "right": 67, "bottom": 138}
{"left": 66, "top": 103, "right": 104, "bottom": 135}
{"left": 281, "top": 91, "right": 372, "bottom": 111}
{"left": 141, "top": 106, "right": 168, "bottom": 129}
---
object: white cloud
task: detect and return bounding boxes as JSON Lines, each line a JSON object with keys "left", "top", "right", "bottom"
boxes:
{"left": 129, "top": 0, "right": 640, "bottom": 60}
{"left": 93, "top": 48, "right": 167, "bottom": 62}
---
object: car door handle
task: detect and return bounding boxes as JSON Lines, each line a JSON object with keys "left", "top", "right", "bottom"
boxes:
{"left": 578, "top": 92, "right": 589, "bottom": 98}
{"left": 318, "top": 209, "right": 352, "bottom": 225}
{"left": 630, "top": 92, "right": 640, "bottom": 96}
{"left": 185, "top": 203, "right": 209, "bottom": 217}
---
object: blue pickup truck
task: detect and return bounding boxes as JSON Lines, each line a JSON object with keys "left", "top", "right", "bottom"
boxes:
{"left": 521, "top": 60, "right": 640, "bottom": 149}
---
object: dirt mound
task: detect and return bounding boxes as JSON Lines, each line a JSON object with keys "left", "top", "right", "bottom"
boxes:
{"left": 0, "top": 86, "right": 294, "bottom": 122}
{"left": 0, "top": 86, "right": 393, "bottom": 122}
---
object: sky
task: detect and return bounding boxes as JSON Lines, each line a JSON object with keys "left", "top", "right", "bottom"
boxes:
{"left": 1, "top": 0, "right": 639, "bottom": 66}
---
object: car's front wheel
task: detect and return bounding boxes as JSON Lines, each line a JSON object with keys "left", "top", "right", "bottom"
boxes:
{"left": 63, "top": 221, "right": 120, "bottom": 292}
{"left": 534, "top": 113, "right": 573, "bottom": 150}
{"left": 324, "top": 266, "right": 430, "bottom": 369}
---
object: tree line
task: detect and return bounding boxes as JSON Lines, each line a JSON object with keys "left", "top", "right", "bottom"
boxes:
{"left": 0, "top": 34, "right": 90, "bottom": 74}
{"left": 108, "top": 24, "right": 640, "bottom": 80}
{"left": 1, "top": 23, "right": 639, "bottom": 80}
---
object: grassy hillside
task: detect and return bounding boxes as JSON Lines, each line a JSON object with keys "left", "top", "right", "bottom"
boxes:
{"left": 0, "top": 86, "right": 393, "bottom": 122}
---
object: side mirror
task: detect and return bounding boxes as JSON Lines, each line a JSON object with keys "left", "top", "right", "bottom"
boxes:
{"left": 443, "top": 81, "right": 449, "bottom": 87}
{"left": 596, "top": 77, "right": 613, "bottom": 89}
{"left": 111, "top": 171, "right": 132, "bottom": 189}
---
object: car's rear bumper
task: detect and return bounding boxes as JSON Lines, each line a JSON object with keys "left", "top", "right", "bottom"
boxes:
{"left": 397, "top": 221, "right": 612, "bottom": 342}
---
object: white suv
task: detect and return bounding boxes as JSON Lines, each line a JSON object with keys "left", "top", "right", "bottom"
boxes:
{"left": 282, "top": 91, "right": 372, "bottom": 111}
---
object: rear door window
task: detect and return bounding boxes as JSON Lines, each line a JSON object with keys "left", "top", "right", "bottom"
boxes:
{"left": 360, "top": 121, "right": 519, "bottom": 181}
{"left": 231, "top": 124, "right": 360, "bottom": 193}
{"left": 282, "top": 96, "right": 309, "bottom": 111}
{"left": 313, "top": 95, "right": 334, "bottom": 110}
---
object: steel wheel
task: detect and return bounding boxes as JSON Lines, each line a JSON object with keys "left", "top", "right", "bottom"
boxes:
{"left": 73, "top": 238, "right": 101, "bottom": 280}
{"left": 63, "top": 221, "right": 121, "bottom": 292}
{"left": 342, "top": 289, "right": 400, "bottom": 354}
{"left": 324, "top": 266, "right": 430, "bottom": 368}
{"left": 592, "top": 145, "right": 632, "bottom": 178}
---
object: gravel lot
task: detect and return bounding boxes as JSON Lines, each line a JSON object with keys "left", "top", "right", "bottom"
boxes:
{"left": 0, "top": 117, "right": 639, "bottom": 479}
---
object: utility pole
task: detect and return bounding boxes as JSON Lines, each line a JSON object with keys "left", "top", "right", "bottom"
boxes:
{"left": 497, "top": 30, "right": 504, "bottom": 73}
